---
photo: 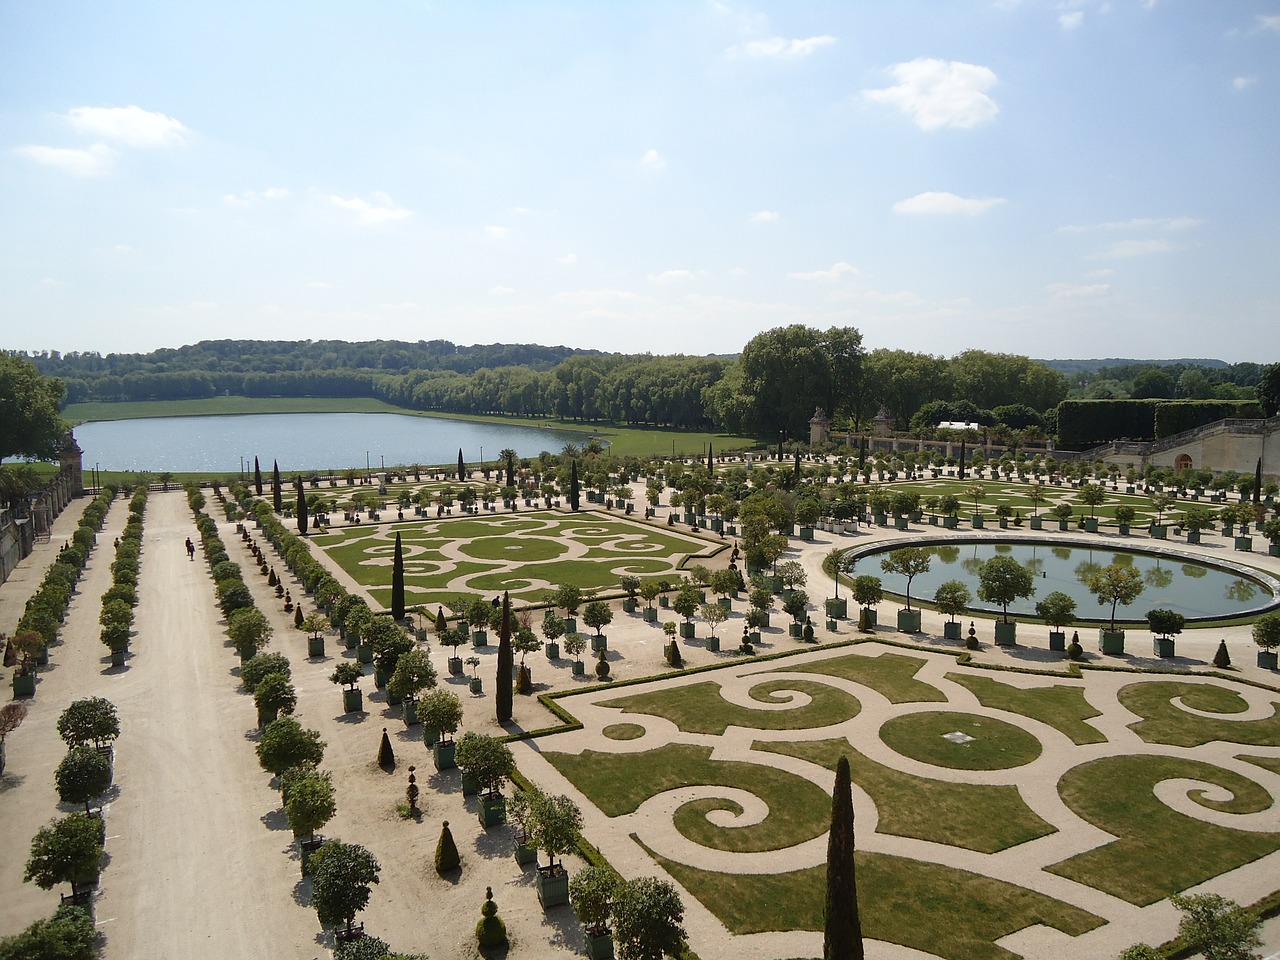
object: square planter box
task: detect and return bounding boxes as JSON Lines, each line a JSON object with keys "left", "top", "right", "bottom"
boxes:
{"left": 658, "top": 596, "right": 669, "bottom": 608}
{"left": 1057, "top": 520, "right": 1070, "bottom": 531}
{"left": 1270, "top": 543, "right": 1280, "bottom": 558}
{"left": 590, "top": 635, "right": 608, "bottom": 653}
{"left": 469, "top": 677, "right": 483, "bottom": 694}
{"left": 943, "top": 516, "right": 959, "bottom": 529}
{"left": 705, "top": 636, "right": 720, "bottom": 653}
{"left": 479, "top": 794, "right": 507, "bottom": 828}
{"left": 998, "top": 518, "right": 1009, "bottom": 529}
{"left": 748, "top": 630, "right": 761, "bottom": 645}
{"left": 896, "top": 609, "right": 922, "bottom": 634}
{"left": 642, "top": 608, "right": 658, "bottom": 623}
{"left": 514, "top": 838, "right": 537, "bottom": 867}
{"left": 1048, "top": 631, "right": 1066, "bottom": 652}
{"left": 1235, "top": 536, "right": 1253, "bottom": 552}
{"left": 300, "top": 837, "right": 325, "bottom": 877}
{"left": 679, "top": 622, "right": 695, "bottom": 639}
{"left": 472, "top": 630, "right": 488, "bottom": 647}
{"left": 943, "top": 621, "right": 962, "bottom": 641}
{"left": 717, "top": 597, "right": 732, "bottom": 612}
{"left": 971, "top": 515, "right": 984, "bottom": 529}
{"left": 562, "top": 618, "right": 577, "bottom": 634}
{"left": 461, "top": 770, "right": 480, "bottom": 795}
{"left": 825, "top": 597, "right": 848, "bottom": 619}
{"left": 622, "top": 598, "right": 637, "bottom": 613}
{"left": 342, "top": 688, "right": 363, "bottom": 713}
{"left": 402, "top": 699, "right": 420, "bottom": 725}
{"left": 1083, "top": 518, "right": 1099, "bottom": 533}
{"left": 825, "top": 618, "right": 837, "bottom": 631}
{"left": 544, "top": 641, "right": 560, "bottom": 660}
{"left": 585, "top": 931, "right": 615, "bottom": 960}
{"left": 1118, "top": 524, "right": 1130, "bottom": 536}
{"left": 800, "top": 525, "right": 815, "bottom": 541}
{"left": 1150, "top": 525, "right": 1168, "bottom": 540}
{"left": 895, "top": 516, "right": 909, "bottom": 531}
{"left": 375, "top": 666, "right": 390, "bottom": 689}
{"left": 344, "top": 633, "right": 359, "bottom": 650}
{"left": 1153, "top": 637, "right": 1176, "bottom": 658}
{"left": 859, "top": 608, "right": 878, "bottom": 628}
{"left": 572, "top": 660, "right": 586, "bottom": 676}
{"left": 536, "top": 867, "right": 570, "bottom": 909}
{"left": 11, "top": 672, "right": 35, "bottom": 697}
{"left": 448, "top": 656, "right": 464, "bottom": 676}
{"left": 1029, "top": 517, "right": 1043, "bottom": 530}
{"left": 1186, "top": 529, "right": 1201, "bottom": 543}
{"left": 1258, "top": 651, "right": 1278, "bottom": 670}
{"left": 357, "top": 644, "right": 373, "bottom": 664}
{"left": 789, "top": 622, "right": 803, "bottom": 638}
{"left": 994, "top": 622, "right": 1017, "bottom": 646}
{"left": 1099, "top": 629, "right": 1126, "bottom": 655}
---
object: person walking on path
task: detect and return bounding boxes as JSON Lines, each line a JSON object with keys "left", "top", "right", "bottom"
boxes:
{"left": 185, "top": 537, "right": 195, "bottom": 561}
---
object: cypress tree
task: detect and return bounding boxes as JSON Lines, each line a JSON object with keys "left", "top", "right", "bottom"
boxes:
{"left": 569, "top": 461, "right": 580, "bottom": 512}
{"left": 959, "top": 438, "right": 967, "bottom": 480}
{"left": 272, "top": 461, "right": 283, "bottom": 513}
{"left": 707, "top": 442, "right": 713, "bottom": 474}
{"left": 296, "top": 477, "right": 309, "bottom": 535}
{"left": 390, "top": 532, "right": 405, "bottom": 621}
{"left": 496, "top": 591, "right": 513, "bottom": 724}
{"left": 254, "top": 456, "right": 263, "bottom": 496}
{"left": 825, "top": 755, "right": 864, "bottom": 960}
{"left": 505, "top": 451, "right": 516, "bottom": 489}
{"left": 457, "top": 448, "right": 465, "bottom": 482}
{"left": 435, "top": 606, "right": 447, "bottom": 636}
{"left": 1255, "top": 458, "right": 1263, "bottom": 505}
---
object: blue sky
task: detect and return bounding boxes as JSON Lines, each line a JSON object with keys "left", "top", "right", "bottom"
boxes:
{"left": 2, "top": 1, "right": 1277, "bottom": 361}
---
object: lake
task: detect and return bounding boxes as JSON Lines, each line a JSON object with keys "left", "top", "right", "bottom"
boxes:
{"left": 74, "top": 413, "right": 588, "bottom": 473}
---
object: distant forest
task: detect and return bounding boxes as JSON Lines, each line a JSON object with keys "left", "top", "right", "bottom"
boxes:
{"left": 13, "top": 334, "right": 1272, "bottom": 446}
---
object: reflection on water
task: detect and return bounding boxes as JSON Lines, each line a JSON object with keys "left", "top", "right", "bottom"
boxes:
{"left": 860, "top": 541, "right": 1274, "bottom": 621}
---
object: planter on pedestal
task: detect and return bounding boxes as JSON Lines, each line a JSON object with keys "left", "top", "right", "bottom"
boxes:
{"left": 433, "top": 739, "right": 456, "bottom": 771}
{"left": 478, "top": 793, "right": 506, "bottom": 828}
{"left": 994, "top": 622, "right": 1017, "bottom": 646}
{"left": 943, "top": 621, "right": 962, "bottom": 641}
{"left": 342, "top": 688, "right": 363, "bottom": 713}
{"left": 1099, "top": 629, "right": 1126, "bottom": 655}
{"left": 536, "top": 866, "right": 570, "bottom": 908}
{"left": 896, "top": 609, "right": 922, "bottom": 634}
{"left": 1153, "top": 637, "right": 1176, "bottom": 658}
{"left": 308, "top": 636, "right": 325, "bottom": 658}
{"left": 1048, "top": 631, "right": 1066, "bottom": 652}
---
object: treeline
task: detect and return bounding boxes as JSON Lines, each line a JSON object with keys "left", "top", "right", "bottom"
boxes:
{"left": 1059, "top": 359, "right": 1265, "bottom": 401}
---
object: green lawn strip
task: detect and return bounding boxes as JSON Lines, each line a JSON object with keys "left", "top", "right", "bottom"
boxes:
{"left": 1239, "top": 754, "right": 1280, "bottom": 776}
{"left": 602, "top": 723, "right": 646, "bottom": 741}
{"left": 603, "top": 678, "right": 862, "bottom": 735}
{"left": 460, "top": 537, "right": 570, "bottom": 561}
{"left": 757, "top": 739, "right": 1055, "bottom": 853}
{"left": 880, "top": 711, "right": 1043, "bottom": 771}
{"left": 543, "top": 743, "right": 831, "bottom": 852}
{"left": 788, "top": 651, "right": 946, "bottom": 703}
{"left": 643, "top": 842, "right": 1102, "bottom": 960}
{"left": 945, "top": 673, "right": 1107, "bottom": 746}
{"left": 1118, "top": 681, "right": 1280, "bottom": 747}
{"left": 1046, "top": 755, "right": 1280, "bottom": 905}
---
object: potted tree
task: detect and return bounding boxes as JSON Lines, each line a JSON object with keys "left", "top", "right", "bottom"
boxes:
{"left": 879, "top": 547, "right": 931, "bottom": 634}
{"left": 611, "top": 877, "right": 687, "bottom": 960}
{"left": 11, "top": 630, "right": 45, "bottom": 695}
{"left": 1086, "top": 563, "right": 1145, "bottom": 654}
{"left": 550, "top": 583, "right": 584, "bottom": 635}
{"left": 1148, "top": 492, "right": 1176, "bottom": 539}
{"left": 1181, "top": 505, "right": 1213, "bottom": 544}
{"left": 454, "top": 732, "right": 514, "bottom": 826}
{"left": 748, "top": 583, "right": 773, "bottom": 629}
{"left": 240, "top": 652, "right": 290, "bottom": 694}
{"left": 55, "top": 745, "right": 113, "bottom": 814}
{"left": 0, "top": 703, "right": 27, "bottom": 776}
{"left": 933, "top": 580, "right": 970, "bottom": 641}
{"left": 309, "top": 840, "right": 380, "bottom": 943}
{"left": 442, "top": 625, "right": 466, "bottom": 676}
{"left": 1147, "top": 608, "right": 1185, "bottom": 658}
{"left": 782, "top": 590, "right": 809, "bottom": 639}
{"left": 541, "top": 608, "right": 565, "bottom": 659}
{"left": 254, "top": 672, "right": 297, "bottom": 728}
{"left": 853, "top": 575, "right": 883, "bottom": 630}
{"left": 1051, "top": 502, "right": 1073, "bottom": 532}
{"left": 639, "top": 579, "right": 662, "bottom": 623}
{"left": 23, "top": 812, "right": 103, "bottom": 906}
{"left": 1253, "top": 614, "right": 1280, "bottom": 669}
{"left": 1027, "top": 484, "right": 1046, "bottom": 530}
{"left": 57, "top": 697, "right": 120, "bottom": 759}
{"left": 620, "top": 576, "right": 641, "bottom": 614}
{"left": 1079, "top": 482, "right": 1106, "bottom": 533}
{"left": 507, "top": 789, "right": 538, "bottom": 866}
{"left": 302, "top": 612, "right": 330, "bottom": 658}
{"left": 370, "top": 622, "right": 414, "bottom": 692}
{"left": 282, "top": 766, "right": 336, "bottom": 875}
{"left": 700, "top": 602, "right": 729, "bottom": 651}
{"left": 388, "top": 649, "right": 436, "bottom": 725}
{"left": 977, "top": 555, "right": 1035, "bottom": 645}
{"left": 420, "top": 688, "right": 463, "bottom": 764}
{"left": 466, "top": 655, "right": 482, "bottom": 694}
{"left": 583, "top": 600, "right": 613, "bottom": 652}
{"left": 227, "top": 607, "right": 273, "bottom": 664}
{"left": 1035, "top": 592, "right": 1077, "bottom": 652}
{"left": 672, "top": 584, "right": 701, "bottom": 639}
{"left": 564, "top": 632, "right": 588, "bottom": 676}
{"left": 1114, "top": 504, "right": 1136, "bottom": 536}
{"left": 570, "top": 865, "right": 620, "bottom": 960}
{"left": 967, "top": 483, "right": 987, "bottom": 528}
{"left": 330, "top": 663, "right": 365, "bottom": 714}
{"left": 939, "top": 493, "right": 961, "bottom": 529}
{"left": 528, "top": 790, "right": 583, "bottom": 908}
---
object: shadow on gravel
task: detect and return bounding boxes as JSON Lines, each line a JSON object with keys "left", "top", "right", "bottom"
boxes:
{"left": 473, "top": 824, "right": 513, "bottom": 861}
{"left": 260, "top": 807, "right": 289, "bottom": 832}
{"left": 333, "top": 711, "right": 367, "bottom": 725}
{"left": 1005, "top": 646, "right": 1072, "bottom": 665}
{"left": 293, "top": 876, "right": 314, "bottom": 908}
{"left": 0, "top": 773, "right": 26, "bottom": 795}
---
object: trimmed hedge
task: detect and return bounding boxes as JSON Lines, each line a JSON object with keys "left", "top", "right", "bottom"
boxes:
{"left": 1154, "top": 400, "right": 1262, "bottom": 438}
{"left": 1056, "top": 399, "right": 1263, "bottom": 450}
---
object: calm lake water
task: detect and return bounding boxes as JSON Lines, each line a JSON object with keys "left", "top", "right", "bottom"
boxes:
{"left": 851, "top": 540, "right": 1277, "bottom": 622}
{"left": 75, "top": 413, "right": 587, "bottom": 473}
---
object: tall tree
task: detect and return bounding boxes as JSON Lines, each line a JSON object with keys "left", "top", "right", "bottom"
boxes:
{"left": 735, "top": 325, "right": 865, "bottom": 437}
{"left": 457, "top": 448, "right": 465, "bottom": 482}
{"left": 825, "top": 755, "right": 864, "bottom": 960}
{"left": 496, "top": 591, "right": 513, "bottom": 724}
{"left": 296, "top": 477, "right": 309, "bottom": 535}
{"left": 272, "top": 460, "right": 283, "bottom": 512}
{"left": 1259, "top": 363, "right": 1280, "bottom": 418}
{"left": 502, "top": 448, "right": 517, "bottom": 488}
{"left": 706, "top": 442, "right": 713, "bottom": 474}
{"left": 569, "top": 460, "right": 580, "bottom": 512}
{"left": 0, "top": 354, "right": 68, "bottom": 462}
{"left": 390, "top": 532, "right": 405, "bottom": 620}
{"left": 1255, "top": 458, "right": 1262, "bottom": 505}
{"left": 254, "top": 456, "right": 263, "bottom": 496}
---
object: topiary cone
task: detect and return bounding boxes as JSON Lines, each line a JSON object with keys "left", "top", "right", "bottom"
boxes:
{"left": 1213, "top": 640, "right": 1231, "bottom": 668}
{"left": 378, "top": 727, "right": 395, "bottom": 771}
{"left": 435, "top": 820, "right": 460, "bottom": 874}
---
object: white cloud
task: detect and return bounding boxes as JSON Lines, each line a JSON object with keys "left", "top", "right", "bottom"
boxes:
{"left": 1234, "top": 76, "right": 1257, "bottom": 90}
{"left": 1058, "top": 216, "right": 1201, "bottom": 233}
{"left": 750, "top": 210, "right": 779, "bottom": 222}
{"left": 14, "top": 143, "right": 117, "bottom": 176}
{"left": 484, "top": 225, "right": 511, "bottom": 240}
{"left": 788, "top": 262, "right": 860, "bottom": 281}
{"left": 1084, "top": 268, "right": 1115, "bottom": 278}
{"left": 1048, "top": 281, "right": 1110, "bottom": 298}
{"left": 223, "top": 187, "right": 291, "bottom": 206}
{"left": 557, "top": 253, "right": 578, "bottom": 265}
{"left": 1059, "top": 11, "right": 1084, "bottom": 30}
{"left": 863, "top": 59, "right": 999, "bottom": 131}
{"left": 489, "top": 285, "right": 515, "bottom": 296}
{"left": 640, "top": 149, "right": 666, "bottom": 171}
{"left": 330, "top": 192, "right": 412, "bottom": 224}
{"left": 68, "top": 105, "right": 188, "bottom": 148}
{"left": 1257, "top": 14, "right": 1280, "bottom": 32}
{"left": 1089, "top": 238, "right": 1184, "bottom": 259}
{"left": 893, "top": 191, "right": 1006, "bottom": 215}
{"left": 728, "top": 35, "right": 837, "bottom": 59}
{"left": 648, "top": 269, "right": 696, "bottom": 285}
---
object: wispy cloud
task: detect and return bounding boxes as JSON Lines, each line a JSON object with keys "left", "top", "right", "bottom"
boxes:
{"left": 893, "top": 191, "right": 1006, "bottom": 215}
{"left": 640, "top": 149, "right": 666, "bottom": 171}
{"left": 1048, "top": 281, "right": 1110, "bottom": 298}
{"left": 1088, "top": 238, "right": 1185, "bottom": 259}
{"left": 788, "top": 262, "right": 860, "bottom": 281}
{"left": 330, "top": 192, "right": 412, "bottom": 224}
{"left": 222, "top": 187, "right": 291, "bottom": 206}
{"left": 68, "top": 105, "right": 188, "bottom": 147}
{"left": 489, "top": 286, "right": 515, "bottom": 296}
{"left": 1233, "top": 76, "right": 1257, "bottom": 90}
{"left": 750, "top": 210, "right": 779, "bottom": 222}
{"left": 863, "top": 59, "right": 999, "bottom": 130}
{"left": 14, "top": 143, "right": 116, "bottom": 176}
{"left": 484, "top": 225, "right": 511, "bottom": 240}
{"left": 1256, "top": 14, "right": 1280, "bottom": 32}
{"left": 1059, "top": 11, "right": 1084, "bottom": 30}
{"left": 648, "top": 269, "right": 696, "bottom": 285}
{"left": 1059, "top": 216, "right": 1201, "bottom": 233}
{"left": 728, "top": 35, "right": 837, "bottom": 59}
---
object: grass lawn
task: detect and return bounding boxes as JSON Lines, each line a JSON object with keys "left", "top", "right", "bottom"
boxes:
{"left": 758, "top": 739, "right": 1056, "bottom": 854}
{"left": 644, "top": 843, "right": 1103, "bottom": 960}
{"left": 605, "top": 678, "right": 862, "bottom": 736}
{"left": 789, "top": 651, "right": 947, "bottom": 703}
{"left": 946, "top": 673, "right": 1107, "bottom": 746}
{"left": 1047, "top": 755, "right": 1280, "bottom": 905}
{"left": 1118, "top": 681, "right": 1280, "bottom": 748}
{"left": 879, "top": 710, "right": 1043, "bottom": 771}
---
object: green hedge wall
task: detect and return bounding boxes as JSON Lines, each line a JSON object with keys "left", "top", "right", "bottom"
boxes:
{"left": 1056, "top": 400, "right": 1160, "bottom": 449}
{"left": 1153, "top": 400, "right": 1262, "bottom": 438}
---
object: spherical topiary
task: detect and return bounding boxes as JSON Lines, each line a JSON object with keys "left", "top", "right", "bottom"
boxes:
{"left": 1066, "top": 630, "right": 1084, "bottom": 661}
{"left": 1213, "top": 639, "right": 1231, "bottom": 668}
{"left": 435, "top": 820, "right": 460, "bottom": 874}
{"left": 475, "top": 886, "right": 508, "bottom": 949}
{"left": 595, "top": 648, "right": 610, "bottom": 679}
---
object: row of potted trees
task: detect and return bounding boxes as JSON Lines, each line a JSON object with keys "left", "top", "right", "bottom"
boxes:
{"left": 99, "top": 488, "right": 147, "bottom": 668}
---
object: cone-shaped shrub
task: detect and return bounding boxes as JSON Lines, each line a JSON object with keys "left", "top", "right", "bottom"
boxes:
{"left": 435, "top": 820, "right": 460, "bottom": 874}
{"left": 378, "top": 727, "right": 395, "bottom": 771}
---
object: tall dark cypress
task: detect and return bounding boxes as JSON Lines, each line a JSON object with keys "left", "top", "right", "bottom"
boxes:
{"left": 569, "top": 460, "right": 580, "bottom": 512}
{"left": 496, "top": 591, "right": 513, "bottom": 724}
{"left": 707, "top": 442, "right": 713, "bottom": 474}
{"left": 391, "top": 532, "right": 405, "bottom": 620}
{"left": 958, "top": 438, "right": 967, "bottom": 480}
{"left": 272, "top": 460, "right": 283, "bottom": 513}
{"left": 825, "top": 755, "right": 864, "bottom": 960}
{"left": 457, "top": 448, "right": 465, "bottom": 482}
{"left": 1255, "top": 458, "right": 1263, "bottom": 505}
{"left": 505, "top": 451, "right": 516, "bottom": 489}
{"left": 254, "top": 456, "right": 263, "bottom": 496}
{"left": 296, "top": 477, "right": 309, "bottom": 536}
